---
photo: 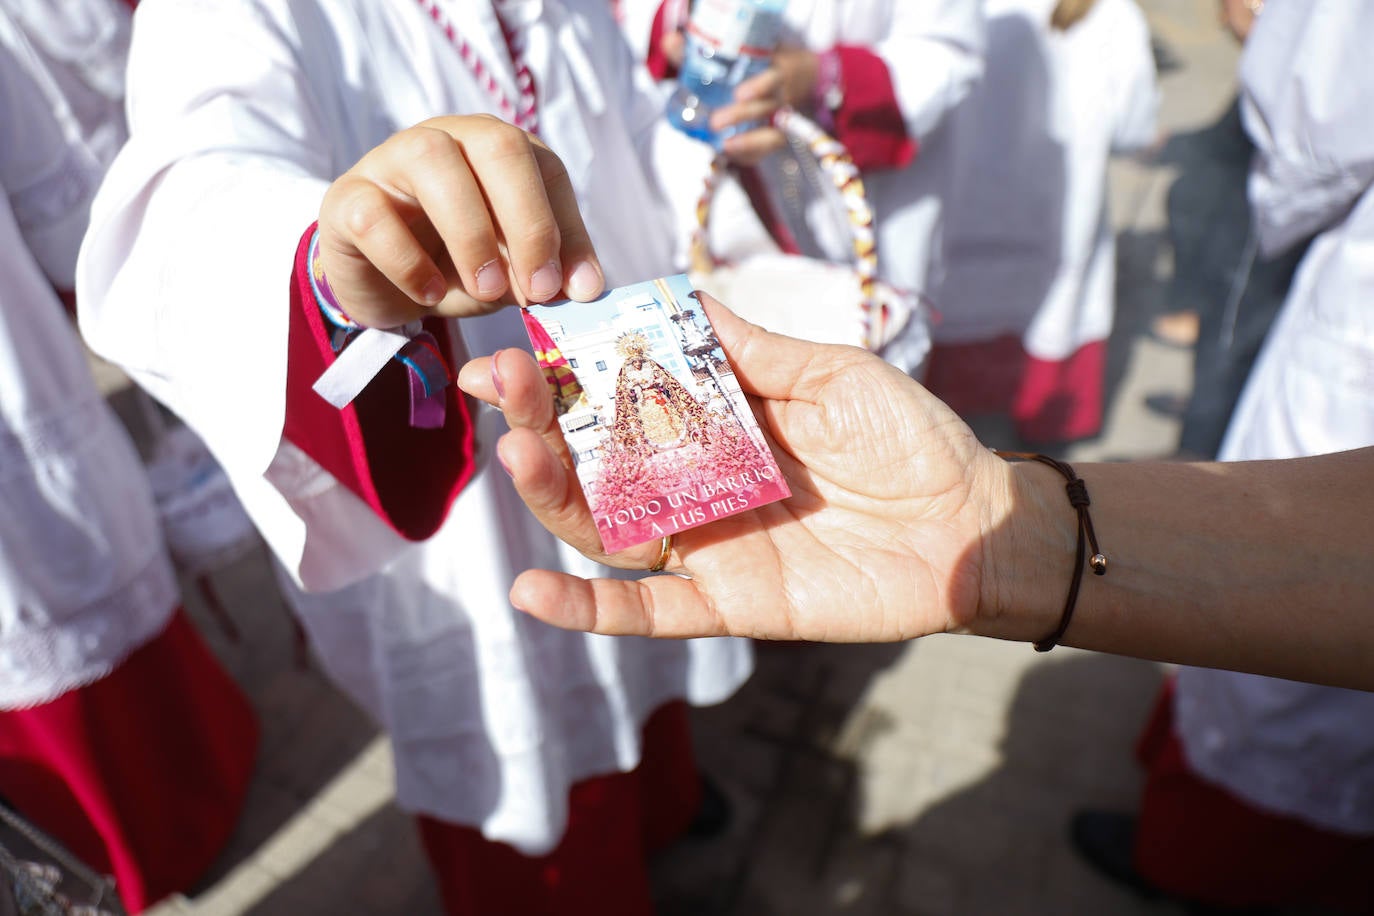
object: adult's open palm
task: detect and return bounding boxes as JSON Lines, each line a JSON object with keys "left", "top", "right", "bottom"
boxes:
{"left": 457, "top": 297, "right": 1009, "bottom": 643}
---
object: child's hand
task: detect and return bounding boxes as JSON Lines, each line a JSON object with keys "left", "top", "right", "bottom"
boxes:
{"left": 713, "top": 48, "right": 819, "bottom": 166}
{"left": 316, "top": 115, "right": 605, "bottom": 329}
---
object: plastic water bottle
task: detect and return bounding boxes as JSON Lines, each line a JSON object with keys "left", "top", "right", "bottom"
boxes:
{"left": 667, "top": 0, "right": 787, "bottom": 147}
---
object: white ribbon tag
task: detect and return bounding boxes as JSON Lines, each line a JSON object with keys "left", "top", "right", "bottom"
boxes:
{"left": 312, "top": 323, "right": 421, "bottom": 409}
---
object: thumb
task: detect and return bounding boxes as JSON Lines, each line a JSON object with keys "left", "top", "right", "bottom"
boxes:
{"left": 698, "top": 292, "right": 856, "bottom": 403}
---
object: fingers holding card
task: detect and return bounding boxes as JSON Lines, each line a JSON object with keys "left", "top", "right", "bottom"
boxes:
{"left": 517, "top": 274, "right": 791, "bottom": 555}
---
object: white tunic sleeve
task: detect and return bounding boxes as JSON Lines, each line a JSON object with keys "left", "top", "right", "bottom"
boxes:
{"left": 1103, "top": 0, "right": 1159, "bottom": 154}
{"left": 75, "top": 0, "right": 387, "bottom": 590}
{"left": 1240, "top": 0, "right": 1374, "bottom": 256}
{"left": 77, "top": 0, "right": 690, "bottom": 592}
{"left": 861, "top": 0, "right": 985, "bottom": 141}
{"left": 79, "top": 0, "right": 332, "bottom": 473}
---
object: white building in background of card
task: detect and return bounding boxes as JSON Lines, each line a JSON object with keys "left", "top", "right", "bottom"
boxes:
{"left": 541, "top": 285, "right": 745, "bottom": 484}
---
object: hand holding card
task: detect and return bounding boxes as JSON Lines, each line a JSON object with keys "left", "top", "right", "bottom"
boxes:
{"left": 456, "top": 291, "right": 1002, "bottom": 644}
{"left": 516, "top": 275, "right": 790, "bottom": 553}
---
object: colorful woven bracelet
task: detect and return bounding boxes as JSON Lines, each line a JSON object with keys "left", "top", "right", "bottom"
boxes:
{"left": 306, "top": 228, "right": 451, "bottom": 429}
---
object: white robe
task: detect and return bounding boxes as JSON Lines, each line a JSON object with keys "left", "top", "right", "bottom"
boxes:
{"left": 613, "top": 0, "right": 665, "bottom": 61}
{"left": 777, "top": 0, "right": 985, "bottom": 302}
{"left": 0, "top": 0, "right": 132, "bottom": 168}
{"left": 1176, "top": 0, "right": 1374, "bottom": 836}
{"left": 931, "top": 0, "right": 1158, "bottom": 359}
{"left": 78, "top": 0, "right": 751, "bottom": 854}
{"left": 0, "top": 8, "right": 177, "bottom": 710}
{"left": 629, "top": 0, "right": 982, "bottom": 374}
{"left": 778, "top": 0, "right": 983, "bottom": 375}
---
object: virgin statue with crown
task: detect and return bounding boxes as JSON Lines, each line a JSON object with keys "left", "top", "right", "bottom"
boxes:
{"left": 607, "top": 330, "right": 712, "bottom": 456}
{"left": 589, "top": 327, "right": 768, "bottom": 524}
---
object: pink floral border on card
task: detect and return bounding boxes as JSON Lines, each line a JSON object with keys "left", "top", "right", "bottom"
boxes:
{"left": 523, "top": 274, "right": 790, "bottom": 554}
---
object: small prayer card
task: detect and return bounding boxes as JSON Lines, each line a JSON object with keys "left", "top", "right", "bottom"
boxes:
{"left": 521, "top": 274, "right": 791, "bottom": 554}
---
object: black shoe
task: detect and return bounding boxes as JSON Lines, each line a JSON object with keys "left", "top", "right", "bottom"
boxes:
{"left": 686, "top": 775, "right": 732, "bottom": 840}
{"left": 1069, "top": 811, "right": 1278, "bottom": 916}
{"left": 1070, "top": 810, "right": 1160, "bottom": 900}
{"left": 1144, "top": 392, "right": 1190, "bottom": 420}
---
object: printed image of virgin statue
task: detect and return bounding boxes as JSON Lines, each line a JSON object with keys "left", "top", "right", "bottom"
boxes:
{"left": 608, "top": 330, "right": 712, "bottom": 455}
{"left": 523, "top": 274, "right": 790, "bottom": 553}
{"left": 592, "top": 323, "right": 767, "bottom": 533}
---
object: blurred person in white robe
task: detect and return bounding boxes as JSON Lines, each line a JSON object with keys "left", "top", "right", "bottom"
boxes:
{"left": 1072, "top": 3, "right": 1374, "bottom": 912}
{"left": 1144, "top": 0, "right": 1310, "bottom": 459}
{"left": 629, "top": 0, "right": 984, "bottom": 376}
{"left": 924, "top": 0, "right": 1159, "bottom": 443}
{"left": 0, "top": 5, "right": 258, "bottom": 912}
{"left": 77, "top": 1, "right": 752, "bottom": 912}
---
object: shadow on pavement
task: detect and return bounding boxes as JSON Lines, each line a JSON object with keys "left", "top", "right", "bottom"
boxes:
{"left": 179, "top": 546, "right": 382, "bottom": 895}
{"left": 653, "top": 649, "right": 1169, "bottom": 915}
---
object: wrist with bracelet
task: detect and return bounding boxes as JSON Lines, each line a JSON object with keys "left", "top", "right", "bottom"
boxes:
{"left": 993, "top": 451, "right": 1107, "bottom": 652}
{"left": 306, "top": 226, "right": 453, "bottom": 429}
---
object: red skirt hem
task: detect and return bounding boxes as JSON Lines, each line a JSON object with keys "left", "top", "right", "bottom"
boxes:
{"left": 417, "top": 700, "right": 702, "bottom": 916}
{"left": 1134, "top": 680, "right": 1374, "bottom": 913}
{"left": 924, "top": 336, "right": 1106, "bottom": 443}
{"left": 0, "top": 609, "right": 259, "bottom": 913}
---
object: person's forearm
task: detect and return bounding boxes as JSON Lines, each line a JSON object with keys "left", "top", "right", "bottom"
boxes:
{"left": 978, "top": 448, "right": 1374, "bottom": 690}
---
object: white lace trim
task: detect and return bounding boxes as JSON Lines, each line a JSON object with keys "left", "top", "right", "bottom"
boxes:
{"left": 1176, "top": 669, "right": 1374, "bottom": 835}
{"left": 0, "top": 397, "right": 181, "bottom": 709}
{"left": 0, "top": 551, "right": 178, "bottom": 710}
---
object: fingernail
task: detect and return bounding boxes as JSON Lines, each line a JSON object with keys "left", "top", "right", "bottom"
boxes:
{"left": 475, "top": 259, "right": 504, "bottom": 298}
{"left": 496, "top": 451, "right": 514, "bottom": 478}
{"left": 566, "top": 260, "right": 603, "bottom": 300}
{"left": 490, "top": 352, "right": 506, "bottom": 399}
{"left": 421, "top": 276, "right": 447, "bottom": 305}
{"left": 529, "top": 261, "right": 562, "bottom": 301}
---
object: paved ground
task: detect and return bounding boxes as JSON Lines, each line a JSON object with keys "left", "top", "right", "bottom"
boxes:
{"left": 25, "top": 2, "right": 1265, "bottom": 913}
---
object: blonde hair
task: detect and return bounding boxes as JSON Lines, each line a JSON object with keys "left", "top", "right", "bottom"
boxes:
{"left": 1050, "top": 0, "right": 1099, "bottom": 30}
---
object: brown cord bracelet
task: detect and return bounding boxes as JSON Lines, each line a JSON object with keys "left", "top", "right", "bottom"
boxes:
{"left": 994, "top": 451, "right": 1107, "bottom": 652}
